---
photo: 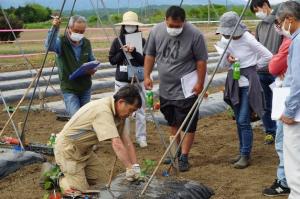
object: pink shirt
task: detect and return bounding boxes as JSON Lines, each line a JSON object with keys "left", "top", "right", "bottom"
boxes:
{"left": 269, "top": 37, "right": 292, "bottom": 76}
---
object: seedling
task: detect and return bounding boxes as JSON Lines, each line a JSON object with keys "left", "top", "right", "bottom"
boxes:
{"left": 141, "top": 159, "right": 156, "bottom": 177}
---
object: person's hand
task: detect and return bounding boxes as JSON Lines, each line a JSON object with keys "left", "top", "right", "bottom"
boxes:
{"left": 127, "top": 44, "right": 135, "bottom": 53}
{"left": 52, "top": 16, "right": 61, "bottom": 28}
{"left": 280, "top": 115, "right": 296, "bottom": 125}
{"left": 86, "top": 68, "right": 97, "bottom": 75}
{"left": 227, "top": 54, "right": 236, "bottom": 64}
{"left": 126, "top": 164, "right": 141, "bottom": 182}
{"left": 121, "top": 45, "right": 130, "bottom": 52}
{"left": 279, "top": 74, "right": 285, "bottom": 80}
{"left": 144, "top": 77, "right": 153, "bottom": 90}
{"left": 192, "top": 82, "right": 204, "bottom": 96}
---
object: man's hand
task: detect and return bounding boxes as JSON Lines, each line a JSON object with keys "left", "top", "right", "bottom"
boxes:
{"left": 144, "top": 77, "right": 153, "bottom": 90}
{"left": 126, "top": 164, "right": 141, "bottom": 182}
{"left": 227, "top": 54, "right": 235, "bottom": 64}
{"left": 280, "top": 115, "right": 296, "bottom": 125}
{"left": 86, "top": 68, "right": 97, "bottom": 75}
{"left": 192, "top": 82, "right": 204, "bottom": 96}
{"left": 52, "top": 16, "right": 61, "bottom": 28}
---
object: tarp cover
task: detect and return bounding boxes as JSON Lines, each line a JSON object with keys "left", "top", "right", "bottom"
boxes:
{"left": 100, "top": 174, "right": 214, "bottom": 199}
{"left": 0, "top": 148, "right": 45, "bottom": 179}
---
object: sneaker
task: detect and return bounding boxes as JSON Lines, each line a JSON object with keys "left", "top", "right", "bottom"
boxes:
{"left": 264, "top": 134, "right": 274, "bottom": 145}
{"left": 233, "top": 155, "right": 250, "bottom": 169}
{"left": 263, "top": 179, "right": 290, "bottom": 197}
{"left": 138, "top": 140, "right": 148, "bottom": 148}
{"left": 178, "top": 154, "right": 190, "bottom": 172}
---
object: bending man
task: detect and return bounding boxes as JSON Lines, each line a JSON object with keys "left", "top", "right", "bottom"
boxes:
{"left": 54, "top": 85, "right": 142, "bottom": 193}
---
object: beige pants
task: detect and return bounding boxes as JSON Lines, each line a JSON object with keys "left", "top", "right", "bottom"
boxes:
{"left": 54, "top": 135, "right": 102, "bottom": 192}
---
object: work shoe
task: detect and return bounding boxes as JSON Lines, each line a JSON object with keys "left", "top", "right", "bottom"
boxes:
{"left": 264, "top": 134, "right": 275, "bottom": 145}
{"left": 263, "top": 179, "right": 290, "bottom": 197}
{"left": 233, "top": 155, "right": 250, "bottom": 169}
{"left": 178, "top": 154, "right": 190, "bottom": 172}
{"left": 138, "top": 140, "right": 148, "bottom": 148}
{"left": 229, "top": 155, "right": 241, "bottom": 164}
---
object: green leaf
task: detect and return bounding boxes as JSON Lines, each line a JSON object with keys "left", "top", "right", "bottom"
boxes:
{"left": 42, "top": 192, "right": 49, "bottom": 199}
{"left": 44, "top": 181, "right": 53, "bottom": 190}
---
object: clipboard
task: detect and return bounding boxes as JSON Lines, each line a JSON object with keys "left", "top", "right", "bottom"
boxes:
{"left": 125, "top": 32, "right": 143, "bottom": 55}
{"left": 181, "top": 70, "right": 209, "bottom": 98}
{"left": 69, "top": 61, "right": 100, "bottom": 80}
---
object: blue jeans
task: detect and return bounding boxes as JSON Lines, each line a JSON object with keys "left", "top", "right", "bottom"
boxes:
{"left": 275, "top": 121, "right": 288, "bottom": 188}
{"left": 63, "top": 89, "right": 91, "bottom": 116}
{"left": 259, "top": 73, "right": 276, "bottom": 136}
{"left": 233, "top": 87, "right": 253, "bottom": 156}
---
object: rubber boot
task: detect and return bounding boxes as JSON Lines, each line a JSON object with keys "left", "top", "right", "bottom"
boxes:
{"left": 233, "top": 155, "right": 250, "bottom": 169}
{"left": 230, "top": 155, "right": 241, "bottom": 164}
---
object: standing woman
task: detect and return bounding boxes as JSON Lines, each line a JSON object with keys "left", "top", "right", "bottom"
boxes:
{"left": 109, "top": 11, "right": 147, "bottom": 148}
{"left": 216, "top": 12, "right": 273, "bottom": 169}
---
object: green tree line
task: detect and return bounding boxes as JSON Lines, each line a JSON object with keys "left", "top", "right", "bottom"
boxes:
{"left": 0, "top": 3, "right": 52, "bottom": 41}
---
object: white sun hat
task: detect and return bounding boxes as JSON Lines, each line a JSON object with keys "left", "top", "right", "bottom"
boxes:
{"left": 115, "top": 11, "right": 144, "bottom": 26}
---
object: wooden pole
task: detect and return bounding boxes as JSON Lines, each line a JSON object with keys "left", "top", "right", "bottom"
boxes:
{"left": 0, "top": 73, "right": 38, "bottom": 137}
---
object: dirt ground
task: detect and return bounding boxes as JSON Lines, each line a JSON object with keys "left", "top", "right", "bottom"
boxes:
{"left": 0, "top": 106, "right": 286, "bottom": 199}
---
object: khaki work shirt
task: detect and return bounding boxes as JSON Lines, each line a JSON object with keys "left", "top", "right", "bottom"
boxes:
{"left": 56, "top": 97, "right": 125, "bottom": 155}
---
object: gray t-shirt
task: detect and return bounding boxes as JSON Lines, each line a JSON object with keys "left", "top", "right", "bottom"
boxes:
{"left": 144, "top": 22, "right": 208, "bottom": 100}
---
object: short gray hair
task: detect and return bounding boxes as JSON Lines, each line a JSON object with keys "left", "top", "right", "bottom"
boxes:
{"left": 276, "top": 1, "right": 300, "bottom": 21}
{"left": 68, "top": 15, "right": 87, "bottom": 28}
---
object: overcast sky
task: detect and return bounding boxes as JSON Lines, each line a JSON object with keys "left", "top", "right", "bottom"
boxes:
{"left": 1, "top": 0, "right": 285, "bottom": 10}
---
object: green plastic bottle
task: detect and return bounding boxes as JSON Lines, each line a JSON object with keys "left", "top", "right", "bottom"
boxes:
{"left": 146, "top": 90, "right": 154, "bottom": 109}
{"left": 233, "top": 59, "right": 240, "bottom": 80}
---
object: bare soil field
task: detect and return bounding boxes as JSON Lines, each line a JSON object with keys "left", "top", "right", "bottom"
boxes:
{"left": 0, "top": 108, "right": 286, "bottom": 199}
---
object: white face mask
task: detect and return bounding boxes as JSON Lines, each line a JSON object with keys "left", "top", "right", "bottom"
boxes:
{"left": 166, "top": 27, "right": 183, "bottom": 37}
{"left": 281, "top": 20, "right": 292, "bottom": 38}
{"left": 125, "top": 25, "right": 137, "bottom": 34}
{"left": 70, "top": 32, "right": 84, "bottom": 42}
{"left": 255, "top": 11, "right": 267, "bottom": 20}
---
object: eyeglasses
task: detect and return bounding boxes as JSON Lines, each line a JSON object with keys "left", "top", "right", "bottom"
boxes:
{"left": 274, "top": 19, "right": 282, "bottom": 29}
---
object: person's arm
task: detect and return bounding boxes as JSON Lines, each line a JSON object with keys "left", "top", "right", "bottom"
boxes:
{"left": 283, "top": 39, "right": 300, "bottom": 120}
{"left": 192, "top": 32, "right": 208, "bottom": 95}
{"left": 144, "top": 55, "right": 155, "bottom": 89}
{"left": 108, "top": 38, "right": 125, "bottom": 65}
{"left": 247, "top": 33, "right": 273, "bottom": 68}
{"left": 193, "top": 60, "right": 207, "bottom": 95}
{"left": 269, "top": 38, "right": 291, "bottom": 76}
{"left": 45, "top": 17, "right": 61, "bottom": 55}
{"left": 111, "top": 137, "right": 133, "bottom": 168}
{"left": 143, "top": 30, "right": 156, "bottom": 89}
{"left": 93, "top": 111, "right": 133, "bottom": 168}
{"left": 120, "top": 129, "right": 137, "bottom": 164}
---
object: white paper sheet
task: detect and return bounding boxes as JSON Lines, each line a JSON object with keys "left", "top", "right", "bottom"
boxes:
{"left": 181, "top": 70, "right": 209, "bottom": 98}
{"left": 125, "top": 32, "right": 143, "bottom": 55}
{"left": 271, "top": 87, "right": 300, "bottom": 121}
{"left": 214, "top": 44, "right": 224, "bottom": 55}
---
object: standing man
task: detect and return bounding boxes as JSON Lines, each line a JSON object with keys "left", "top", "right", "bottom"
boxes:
{"left": 144, "top": 6, "right": 208, "bottom": 172}
{"left": 54, "top": 85, "right": 142, "bottom": 193}
{"left": 262, "top": 22, "right": 292, "bottom": 197}
{"left": 46, "top": 15, "right": 96, "bottom": 117}
{"left": 250, "top": 0, "right": 282, "bottom": 144}
{"left": 276, "top": 1, "right": 300, "bottom": 198}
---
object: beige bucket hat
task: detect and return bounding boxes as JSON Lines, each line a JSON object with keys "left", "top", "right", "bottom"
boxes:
{"left": 115, "top": 11, "right": 144, "bottom": 26}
